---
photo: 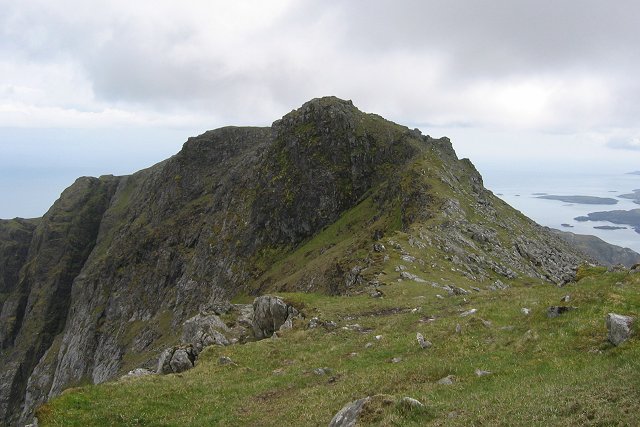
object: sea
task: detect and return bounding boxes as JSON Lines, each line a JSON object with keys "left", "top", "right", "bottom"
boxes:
{"left": 481, "top": 170, "right": 640, "bottom": 253}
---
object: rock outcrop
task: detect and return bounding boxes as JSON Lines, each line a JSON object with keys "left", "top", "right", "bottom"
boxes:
{"left": 157, "top": 346, "right": 197, "bottom": 374}
{"left": 328, "top": 395, "right": 427, "bottom": 426}
{"left": 328, "top": 397, "right": 371, "bottom": 427}
{"left": 181, "top": 314, "right": 230, "bottom": 354}
{"left": 252, "top": 296, "right": 299, "bottom": 339}
{"left": 0, "top": 97, "right": 590, "bottom": 425}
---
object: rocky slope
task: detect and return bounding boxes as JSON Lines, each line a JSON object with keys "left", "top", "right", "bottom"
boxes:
{"left": 0, "top": 97, "right": 590, "bottom": 425}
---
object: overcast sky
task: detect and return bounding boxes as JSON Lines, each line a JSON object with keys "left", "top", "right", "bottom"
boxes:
{"left": 2, "top": 0, "right": 640, "bottom": 218}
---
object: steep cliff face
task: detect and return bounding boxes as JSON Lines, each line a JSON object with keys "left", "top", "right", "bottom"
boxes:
{"left": 0, "top": 176, "right": 119, "bottom": 424}
{"left": 0, "top": 97, "right": 589, "bottom": 425}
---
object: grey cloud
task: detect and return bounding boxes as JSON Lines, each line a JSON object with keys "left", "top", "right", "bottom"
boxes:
{"left": 320, "top": 0, "right": 640, "bottom": 77}
{"left": 3, "top": 0, "right": 640, "bottom": 132}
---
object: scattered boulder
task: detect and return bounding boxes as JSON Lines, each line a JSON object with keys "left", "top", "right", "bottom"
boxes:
{"left": 521, "top": 308, "right": 531, "bottom": 315}
{"left": 218, "top": 356, "right": 234, "bottom": 365}
{"left": 157, "top": 346, "right": 197, "bottom": 375}
{"left": 343, "top": 324, "right": 372, "bottom": 333}
{"left": 391, "top": 357, "right": 403, "bottom": 363}
{"left": 401, "top": 254, "right": 416, "bottom": 263}
{"left": 547, "top": 306, "right": 576, "bottom": 318}
{"left": 416, "top": 333, "right": 432, "bottom": 349}
{"left": 157, "top": 348, "right": 175, "bottom": 374}
{"left": 314, "top": 367, "right": 332, "bottom": 376}
{"left": 370, "top": 289, "right": 384, "bottom": 298}
{"left": 488, "top": 280, "right": 509, "bottom": 291}
{"left": 400, "top": 271, "right": 426, "bottom": 282}
{"left": 606, "top": 313, "right": 635, "bottom": 346}
{"left": 400, "top": 397, "right": 425, "bottom": 409}
{"left": 444, "top": 285, "right": 469, "bottom": 296}
{"left": 373, "top": 243, "right": 386, "bottom": 252}
{"left": 252, "top": 295, "right": 299, "bottom": 339}
{"left": 170, "top": 347, "right": 197, "bottom": 373}
{"left": 437, "top": 375, "right": 455, "bottom": 385}
{"left": 460, "top": 309, "right": 477, "bottom": 317}
{"left": 120, "top": 368, "right": 155, "bottom": 380}
{"left": 475, "top": 369, "right": 491, "bottom": 377}
{"left": 560, "top": 295, "right": 571, "bottom": 302}
{"left": 455, "top": 324, "right": 462, "bottom": 334}
{"left": 328, "top": 397, "right": 371, "bottom": 427}
{"left": 308, "top": 317, "right": 338, "bottom": 330}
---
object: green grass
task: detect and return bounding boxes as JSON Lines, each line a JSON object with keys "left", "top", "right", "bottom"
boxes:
{"left": 39, "top": 266, "right": 640, "bottom": 426}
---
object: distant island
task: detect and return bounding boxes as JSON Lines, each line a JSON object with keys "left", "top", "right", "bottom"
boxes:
{"left": 594, "top": 225, "right": 627, "bottom": 230}
{"left": 618, "top": 189, "right": 640, "bottom": 204}
{"left": 575, "top": 208, "right": 640, "bottom": 233}
{"left": 560, "top": 223, "right": 574, "bottom": 228}
{"left": 537, "top": 195, "right": 618, "bottom": 205}
{"left": 626, "top": 171, "right": 640, "bottom": 175}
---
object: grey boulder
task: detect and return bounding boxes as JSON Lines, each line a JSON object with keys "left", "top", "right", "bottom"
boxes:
{"left": 606, "top": 313, "right": 634, "bottom": 346}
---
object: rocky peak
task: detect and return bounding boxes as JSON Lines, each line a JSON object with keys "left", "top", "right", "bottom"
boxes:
{"left": 253, "top": 97, "right": 429, "bottom": 246}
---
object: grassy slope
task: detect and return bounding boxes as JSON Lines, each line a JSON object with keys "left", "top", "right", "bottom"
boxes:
{"left": 38, "top": 255, "right": 639, "bottom": 426}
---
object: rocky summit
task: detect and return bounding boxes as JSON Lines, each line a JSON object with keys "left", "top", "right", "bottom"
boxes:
{"left": 0, "top": 97, "right": 604, "bottom": 425}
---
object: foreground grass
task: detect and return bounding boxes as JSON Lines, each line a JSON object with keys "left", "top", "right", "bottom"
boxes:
{"left": 39, "top": 266, "right": 640, "bottom": 426}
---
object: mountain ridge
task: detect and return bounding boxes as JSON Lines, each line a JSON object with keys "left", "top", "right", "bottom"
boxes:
{"left": 0, "top": 96, "right": 592, "bottom": 425}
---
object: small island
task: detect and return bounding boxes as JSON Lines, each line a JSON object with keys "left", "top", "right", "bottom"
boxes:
{"left": 594, "top": 225, "right": 627, "bottom": 230}
{"left": 618, "top": 189, "right": 640, "bottom": 204}
{"left": 575, "top": 208, "right": 640, "bottom": 233}
{"left": 560, "top": 223, "right": 574, "bottom": 228}
{"left": 536, "top": 195, "right": 618, "bottom": 205}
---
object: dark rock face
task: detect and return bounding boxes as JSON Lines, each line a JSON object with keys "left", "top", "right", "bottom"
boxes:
{"left": 0, "top": 97, "right": 589, "bottom": 425}
{"left": 0, "top": 176, "right": 119, "bottom": 425}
